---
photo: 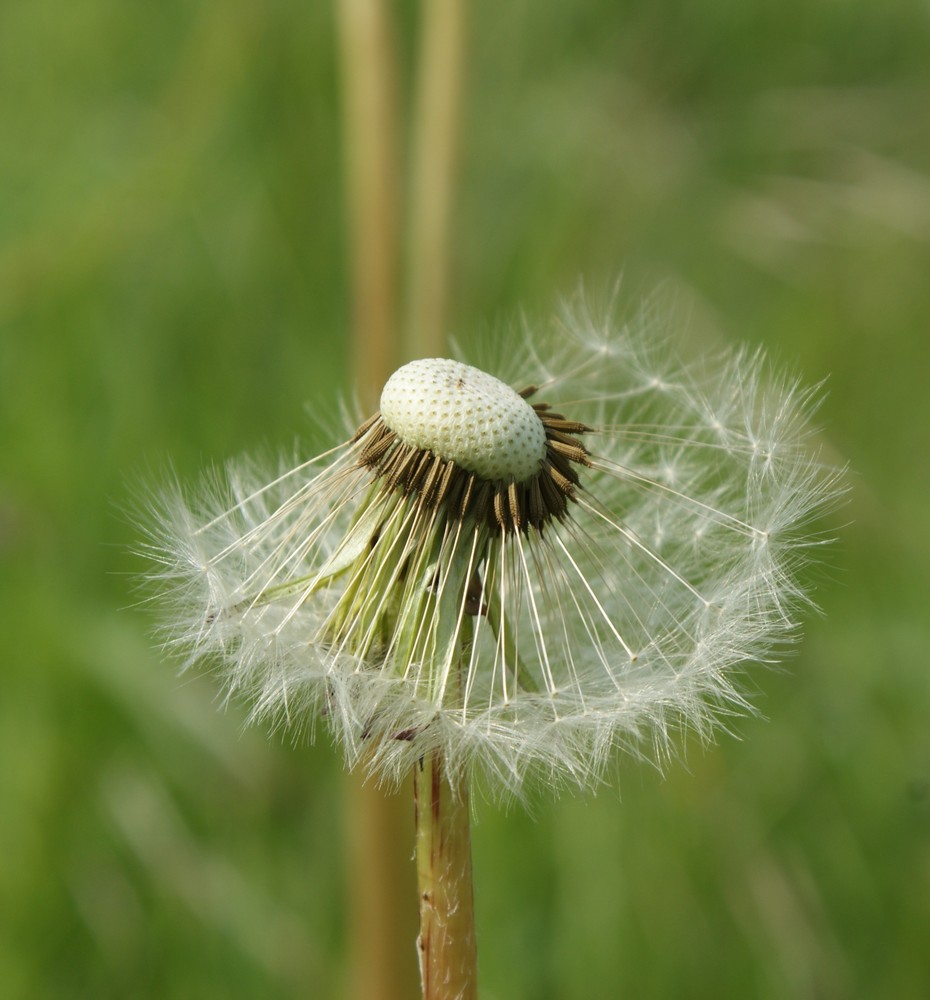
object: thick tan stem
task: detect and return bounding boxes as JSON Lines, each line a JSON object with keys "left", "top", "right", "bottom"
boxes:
{"left": 337, "top": 5, "right": 418, "bottom": 1000}
{"left": 404, "top": 0, "right": 467, "bottom": 360}
{"left": 414, "top": 752, "right": 478, "bottom": 1000}
{"left": 345, "top": 772, "right": 417, "bottom": 1000}
{"left": 337, "top": 0, "right": 400, "bottom": 409}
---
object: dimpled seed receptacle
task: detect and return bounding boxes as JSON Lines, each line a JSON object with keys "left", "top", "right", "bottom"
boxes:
{"left": 379, "top": 359, "right": 548, "bottom": 484}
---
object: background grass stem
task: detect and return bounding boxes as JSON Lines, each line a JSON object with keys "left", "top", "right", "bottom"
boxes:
{"left": 336, "top": 3, "right": 418, "bottom": 998}
{"left": 404, "top": 0, "right": 468, "bottom": 360}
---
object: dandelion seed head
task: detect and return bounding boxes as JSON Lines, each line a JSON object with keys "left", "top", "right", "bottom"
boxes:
{"left": 380, "top": 358, "right": 548, "bottom": 484}
{"left": 139, "top": 294, "right": 844, "bottom": 797}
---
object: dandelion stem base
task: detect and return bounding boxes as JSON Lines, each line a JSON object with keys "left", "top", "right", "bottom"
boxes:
{"left": 414, "top": 751, "right": 478, "bottom": 1000}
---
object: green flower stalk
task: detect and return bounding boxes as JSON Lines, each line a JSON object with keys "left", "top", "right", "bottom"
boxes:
{"left": 140, "top": 295, "right": 842, "bottom": 996}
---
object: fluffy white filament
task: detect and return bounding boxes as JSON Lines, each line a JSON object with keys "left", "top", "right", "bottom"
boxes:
{"left": 140, "top": 299, "right": 841, "bottom": 795}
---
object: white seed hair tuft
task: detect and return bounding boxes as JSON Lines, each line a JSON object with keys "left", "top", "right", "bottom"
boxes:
{"left": 138, "top": 295, "right": 844, "bottom": 798}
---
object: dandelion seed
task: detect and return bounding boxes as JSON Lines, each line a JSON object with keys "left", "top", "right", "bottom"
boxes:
{"left": 140, "top": 297, "right": 842, "bottom": 796}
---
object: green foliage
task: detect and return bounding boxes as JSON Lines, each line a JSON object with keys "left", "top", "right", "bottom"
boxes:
{"left": 2, "top": 0, "right": 928, "bottom": 996}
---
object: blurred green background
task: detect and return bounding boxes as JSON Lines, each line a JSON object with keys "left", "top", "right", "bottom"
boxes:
{"left": 2, "top": 1, "right": 929, "bottom": 997}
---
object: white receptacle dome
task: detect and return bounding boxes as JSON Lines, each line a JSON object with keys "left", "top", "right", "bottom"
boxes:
{"left": 379, "top": 359, "right": 547, "bottom": 483}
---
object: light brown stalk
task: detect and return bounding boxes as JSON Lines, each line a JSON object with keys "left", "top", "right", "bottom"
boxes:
{"left": 336, "top": 4, "right": 418, "bottom": 1000}
{"left": 337, "top": 0, "right": 400, "bottom": 407}
{"left": 344, "top": 771, "right": 416, "bottom": 1000}
{"left": 404, "top": 0, "right": 468, "bottom": 360}
{"left": 414, "top": 751, "right": 478, "bottom": 1000}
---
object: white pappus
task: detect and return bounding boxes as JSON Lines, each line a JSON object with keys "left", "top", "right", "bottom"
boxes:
{"left": 140, "top": 296, "right": 843, "bottom": 796}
